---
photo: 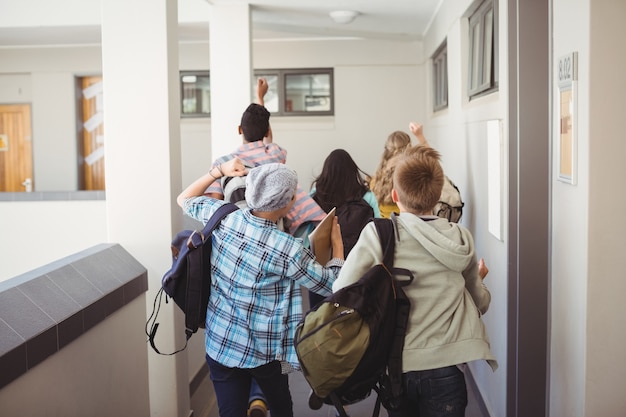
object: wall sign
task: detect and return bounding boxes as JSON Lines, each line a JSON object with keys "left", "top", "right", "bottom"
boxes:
{"left": 557, "top": 52, "right": 578, "bottom": 184}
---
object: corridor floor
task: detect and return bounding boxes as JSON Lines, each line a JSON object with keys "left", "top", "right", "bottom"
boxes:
{"left": 191, "top": 365, "right": 488, "bottom": 417}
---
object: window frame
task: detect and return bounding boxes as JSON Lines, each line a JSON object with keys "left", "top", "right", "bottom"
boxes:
{"left": 432, "top": 40, "right": 449, "bottom": 112}
{"left": 468, "top": 0, "right": 498, "bottom": 99}
{"left": 179, "top": 68, "right": 335, "bottom": 118}
{"left": 254, "top": 68, "right": 334, "bottom": 116}
{"left": 180, "top": 70, "right": 211, "bottom": 118}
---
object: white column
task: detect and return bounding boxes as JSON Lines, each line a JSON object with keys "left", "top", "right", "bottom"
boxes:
{"left": 100, "top": 0, "right": 188, "bottom": 416}
{"left": 209, "top": 3, "right": 253, "bottom": 159}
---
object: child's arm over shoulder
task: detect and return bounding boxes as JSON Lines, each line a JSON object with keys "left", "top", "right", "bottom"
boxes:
{"left": 177, "top": 158, "right": 247, "bottom": 207}
{"left": 332, "top": 222, "right": 382, "bottom": 292}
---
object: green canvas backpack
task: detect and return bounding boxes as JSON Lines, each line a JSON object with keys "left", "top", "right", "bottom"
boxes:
{"left": 294, "top": 218, "right": 413, "bottom": 417}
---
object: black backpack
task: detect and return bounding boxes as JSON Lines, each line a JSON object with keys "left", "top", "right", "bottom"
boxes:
{"left": 333, "top": 198, "right": 374, "bottom": 256}
{"left": 294, "top": 218, "right": 413, "bottom": 417}
{"left": 146, "top": 203, "right": 239, "bottom": 355}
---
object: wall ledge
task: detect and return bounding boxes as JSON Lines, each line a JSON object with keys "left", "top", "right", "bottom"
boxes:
{"left": 0, "top": 191, "right": 105, "bottom": 201}
{"left": 0, "top": 243, "right": 147, "bottom": 389}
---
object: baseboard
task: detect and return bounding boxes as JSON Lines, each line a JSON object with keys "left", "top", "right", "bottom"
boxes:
{"left": 464, "top": 366, "right": 493, "bottom": 417}
{"left": 190, "top": 364, "right": 209, "bottom": 398}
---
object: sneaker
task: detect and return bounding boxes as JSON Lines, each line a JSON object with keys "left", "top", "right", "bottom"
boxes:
{"left": 307, "top": 390, "right": 324, "bottom": 410}
{"left": 248, "top": 399, "right": 268, "bottom": 417}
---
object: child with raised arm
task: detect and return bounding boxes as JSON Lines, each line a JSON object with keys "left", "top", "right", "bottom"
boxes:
{"left": 204, "top": 78, "right": 325, "bottom": 235}
{"left": 370, "top": 130, "right": 412, "bottom": 218}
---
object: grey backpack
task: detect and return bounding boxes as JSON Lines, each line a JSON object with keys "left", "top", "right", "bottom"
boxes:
{"left": 433, "top": 175, "right": 464, "bottom": 223}
{"left": 221, "top": 175, "right": 248, "bottom": 209}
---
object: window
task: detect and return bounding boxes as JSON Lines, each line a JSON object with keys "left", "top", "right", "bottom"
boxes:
{"left": 180, "top": 71, "right": 210, "bottom": 117}
{"left": 468, "top": 0, "right": 498, "bottom": 98}
{"left": 180, "top": 68, "right": 334, "bottom": 118}
{"left": 251, "top": 73, "right": 280, "bottom": 113}
{"left": 432, "top": 41, "right": 448, "bottom": 112}
{"left": 254, "top": 68, "right": 334, "bottom": 116}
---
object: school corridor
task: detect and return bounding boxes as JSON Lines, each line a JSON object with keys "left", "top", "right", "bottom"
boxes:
{"left": 2, "top": 0, "right": 626, "bottom": 416}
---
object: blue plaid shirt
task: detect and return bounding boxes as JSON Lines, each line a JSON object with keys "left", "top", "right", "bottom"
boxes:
{"left": 182, "top": 197, "right": 343, "bottom": 370}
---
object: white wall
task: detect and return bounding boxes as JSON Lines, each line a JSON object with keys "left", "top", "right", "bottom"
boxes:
{"left": 585, "top": 1, "right": 626, "bottom": 416}
{"left": 423, "top": 1, "right": 508, "bottom": 416}
{"left": 0, "top": 200, "right": 107, "bottom": 281}
{"left": 550, "top": 1, "right": 590, "bottom": 415}
{"left": 32, "top": 72, "right": 78, "bottom": 190}
{"left": 253, "top": 38, "right": 425, "bottom": 180}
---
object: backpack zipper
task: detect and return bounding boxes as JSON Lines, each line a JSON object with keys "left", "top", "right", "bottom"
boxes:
{"left": 296, "top": 306, "right": 355, "bottom": 343}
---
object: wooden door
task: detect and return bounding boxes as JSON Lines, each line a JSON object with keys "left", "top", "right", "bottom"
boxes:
{"left": 80, "top": 76, "right": 105, "bottom": 190}
{"left": 0, "top": 104, "right": 33, "bottom": 192}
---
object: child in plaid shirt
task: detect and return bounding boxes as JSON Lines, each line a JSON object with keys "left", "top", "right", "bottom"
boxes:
{"left": 178, "top": 158, "right": 344, "bottom": 417}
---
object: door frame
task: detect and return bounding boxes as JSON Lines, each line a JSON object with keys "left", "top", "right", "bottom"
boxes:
{"left": 507, "top": 0, "right": 551, "bottom": 416}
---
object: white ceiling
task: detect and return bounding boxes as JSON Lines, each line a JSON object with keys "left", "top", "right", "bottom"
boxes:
{"left": 0, "top": 0, "right": 443, "bottom": 47}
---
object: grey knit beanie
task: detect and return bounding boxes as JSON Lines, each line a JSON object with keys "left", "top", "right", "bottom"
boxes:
{"left": 245, "top": 163, "right": 298, "bottom": 212}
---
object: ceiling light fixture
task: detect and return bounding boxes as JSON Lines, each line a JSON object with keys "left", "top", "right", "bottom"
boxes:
{"left": 329, "top": 10, "right": 360, "bottom": 24}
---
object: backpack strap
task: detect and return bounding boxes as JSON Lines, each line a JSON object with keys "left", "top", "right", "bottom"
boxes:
{"left": 200, "top": 202, "right": 240, "bottom": 239}
{"left": 183, "top": 202, "right": 239, "bottom": 336}
{"left": 146, "top": 202, "right": 238, "bottom": 355}
{"left": 373, "top": 218, "right": 395, "bottom": 269}
{"left": 372, "top": 218, "right": 412, "bottom": 413}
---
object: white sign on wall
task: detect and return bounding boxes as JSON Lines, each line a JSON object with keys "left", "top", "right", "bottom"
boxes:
{"left": 557, "top": 52, "right": 578, "bottom": 185}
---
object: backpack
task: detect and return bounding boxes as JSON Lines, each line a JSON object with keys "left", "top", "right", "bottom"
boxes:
{"left": 335, "top": 199, "right": 374, "bottom": 256}
{"left": 294, "top": 219, "right": 413, "bottom": 417}
{"left": 146, "top": 202, "right": 239, "bottom": 355}
{"left": 433, "top": 175, "right": 464, "bottom": 223}
{"left": 221, "top": 175, "right": 248, "bottom": 209}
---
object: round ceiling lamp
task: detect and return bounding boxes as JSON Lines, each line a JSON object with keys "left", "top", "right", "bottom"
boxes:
{"left": 329, "top": 10, "right": 360, "bottom": 24}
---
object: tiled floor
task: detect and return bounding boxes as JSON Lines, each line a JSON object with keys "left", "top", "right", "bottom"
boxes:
{"left": 191, "top": 365, "right": 488, "bottom": 417}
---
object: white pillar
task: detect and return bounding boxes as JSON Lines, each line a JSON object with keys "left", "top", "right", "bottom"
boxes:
{"left": 209, "top": 3, "right": 253, "bottom": 159}
{"left": 100, "top": 0, "right": 188, "bottom": 416}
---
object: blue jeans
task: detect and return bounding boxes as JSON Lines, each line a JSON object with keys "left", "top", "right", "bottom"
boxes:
{"left": 249, "top": 378, "right": 266, "bottom": 404}
{"left": 206, "top": 355, "right": 293, "bottom": 417}
{"left": 387, "top": 366, "right": 467, "bottom": 417}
